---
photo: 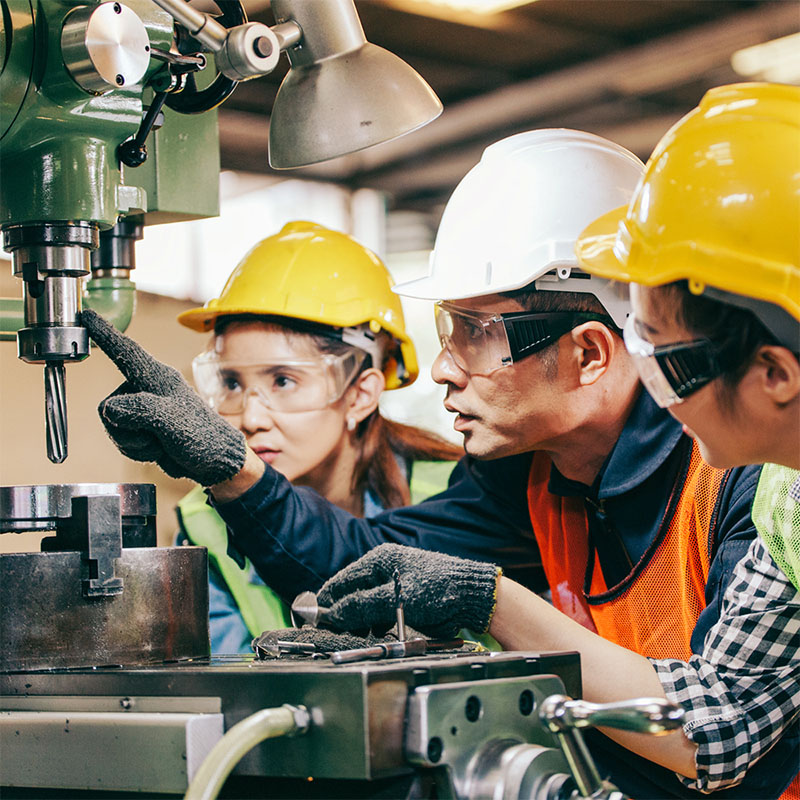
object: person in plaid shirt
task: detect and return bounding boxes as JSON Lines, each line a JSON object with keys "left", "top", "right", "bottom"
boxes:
{"left": 576, "top": 82, "right": 800, "bottom": 795}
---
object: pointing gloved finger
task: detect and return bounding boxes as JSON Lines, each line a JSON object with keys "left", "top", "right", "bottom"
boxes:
{"left": 99, "top": 390, "right": 246, "bottom": 486}
{"left": 81, "top": 309, "right": 183, "bottom": 394}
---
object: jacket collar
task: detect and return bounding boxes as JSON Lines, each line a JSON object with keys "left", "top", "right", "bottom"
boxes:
{"left": 549, "top": 388, "right": 684, "bottom": 500}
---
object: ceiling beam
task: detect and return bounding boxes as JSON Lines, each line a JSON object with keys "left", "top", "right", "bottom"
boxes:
{"left": 248, "top": 1, "right": 796, "bottom": 177}
{"left": 218, "top": 1, "right": 798, "bottom": 208}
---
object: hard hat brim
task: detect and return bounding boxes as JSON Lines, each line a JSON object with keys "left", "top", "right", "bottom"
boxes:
{"left": 393, "top": 274, "right": 487, "bottom": 301}
{"left": 574, "top": 205, "right": 633, "bottom": 282}
{"left": 393, "top": 272, "right": 559, "bottom": 301}
{"left": 177, "top": 307, "right": 226, "bottom": 332}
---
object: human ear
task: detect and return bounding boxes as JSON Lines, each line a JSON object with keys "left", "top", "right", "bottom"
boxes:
{"left": 754, "top": 346, "right": 800, "bottom": 406}
{"left": 346, "top": 368, "right": 386, "bottom": 424}
{"left": 570, "top": 323, "right": 616, "bottom": 386}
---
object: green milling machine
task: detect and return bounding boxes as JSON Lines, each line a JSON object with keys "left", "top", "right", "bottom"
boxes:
{"left": 0, "top": 3, "right": 682, "bottom": 797}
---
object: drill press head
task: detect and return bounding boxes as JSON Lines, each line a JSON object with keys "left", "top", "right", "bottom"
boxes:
{"left": 4, "top": 223, "right": 96, "bottom": 463}
{"left": 1, "top": 0, "right": 441, "bottom": 464}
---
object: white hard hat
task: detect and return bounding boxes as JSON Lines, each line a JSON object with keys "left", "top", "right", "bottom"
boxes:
{"left": 393, "top": 129, "right": 645, "bottom": 328}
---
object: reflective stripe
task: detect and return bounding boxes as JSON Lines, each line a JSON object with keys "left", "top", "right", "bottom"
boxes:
{"left": 177, "top": 486, "right": 290, "bottom": 637}
{"left": 409, "top": 460, "right": 458, "bottom": 504}
{"left": 752, "top": 463, "right": 800, "bottom": 591}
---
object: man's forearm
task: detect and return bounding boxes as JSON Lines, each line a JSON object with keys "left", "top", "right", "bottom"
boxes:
{"left": 489, "top": 576, "right": 698, "bottom": 779}
{"left": 209, "top": 448, "right": 265, "bottom": 502}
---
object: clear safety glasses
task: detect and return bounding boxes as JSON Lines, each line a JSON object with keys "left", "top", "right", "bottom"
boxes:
{"left": 434, "top": 302, "right": 616, "bottom": 376}
{"left": 622, "top": 314, "right": 738, "bottom": 408}
{"left": 192, "top": 349, "right": 366, "bottom": 414}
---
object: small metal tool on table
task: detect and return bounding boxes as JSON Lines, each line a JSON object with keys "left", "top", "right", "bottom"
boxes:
{"left": 329, "top": 637, "right": 464, "bottom": 665}
{"left": 393, "top": 568, "right": 406, "bottom": 641}
{"left": 254, "top": 640, "right": 318, "bottom": 659}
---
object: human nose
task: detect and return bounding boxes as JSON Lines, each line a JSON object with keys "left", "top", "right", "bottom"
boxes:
{"left": 431, "top": 344, "right": 468, "bottom": 387}
{"left": 239, "top": 388, "right": 275, "bottom": 433}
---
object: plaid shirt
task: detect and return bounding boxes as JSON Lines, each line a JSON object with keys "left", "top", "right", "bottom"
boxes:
{"left": 652, "top": 535, "right": 800, "bottom": 792}
{"left": 790, "top": 475, "right": 800, "bottom": 504}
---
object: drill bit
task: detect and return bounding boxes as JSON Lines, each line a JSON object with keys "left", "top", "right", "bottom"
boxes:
{"left": 44, "top": 361, "right": 68, "bottom": 463}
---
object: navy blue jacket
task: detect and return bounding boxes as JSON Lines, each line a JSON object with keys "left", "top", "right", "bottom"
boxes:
{"left": 214, "top": 390, "right": 796, "bottom": 798}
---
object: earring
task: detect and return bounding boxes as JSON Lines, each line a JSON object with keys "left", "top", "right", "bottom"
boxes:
{"left": 347, "top": 417, "right": 357, "bottom": 432}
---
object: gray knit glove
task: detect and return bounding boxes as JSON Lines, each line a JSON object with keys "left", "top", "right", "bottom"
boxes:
{"left": 318, "top": 543, "right": 501, "bottom": 639}
{"left": 82, "top": 309, "right": 246, "bottom": 486}
{"left": 253, "top": 627, "right": 394, "bottom": 659}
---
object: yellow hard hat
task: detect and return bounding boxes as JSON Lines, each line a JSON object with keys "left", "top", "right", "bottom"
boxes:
{"left": 575, "top": 83, "right": 800, "bottom": 325}
{"left": 178, "top": 221, "right": 418, "bottom": 389}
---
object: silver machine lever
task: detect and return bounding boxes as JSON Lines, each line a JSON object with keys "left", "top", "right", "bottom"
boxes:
{"left": 540, "top": 695, "right": 685, "bottom": 799}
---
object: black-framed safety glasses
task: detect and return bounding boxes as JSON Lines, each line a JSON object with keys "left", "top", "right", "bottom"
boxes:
{"left": 435, "top": 302, "right": 618, "bottom": 376}
{"left": 622, "top": 314, "right": 741, "bottom": 407}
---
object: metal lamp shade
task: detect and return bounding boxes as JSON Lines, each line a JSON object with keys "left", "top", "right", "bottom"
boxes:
{"left": 268, "top": 41, "right": 442, "bottom": 169}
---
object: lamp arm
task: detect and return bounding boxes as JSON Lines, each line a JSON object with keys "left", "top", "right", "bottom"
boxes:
{"left": 149, "top": 0, "right": 302, "bottom": 82}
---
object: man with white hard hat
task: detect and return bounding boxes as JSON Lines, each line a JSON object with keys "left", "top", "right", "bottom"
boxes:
{"left": 83, "top": 130, "right": 789, "bottom": 797}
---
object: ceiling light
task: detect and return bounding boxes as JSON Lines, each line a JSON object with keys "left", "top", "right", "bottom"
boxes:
{"left": 731, "top": 32, "right": 800, "bottom": 85}
{"left": 401, "top": 0, "right": 536, "bottom": 16}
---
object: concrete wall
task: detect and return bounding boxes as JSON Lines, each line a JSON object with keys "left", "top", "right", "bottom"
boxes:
{"left": 0, "top": 263, "right": 207, "bottom": 552}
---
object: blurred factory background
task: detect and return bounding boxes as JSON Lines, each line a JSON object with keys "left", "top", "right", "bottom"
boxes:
{"left": 2, "top": 0, "right": 798, "bottom": 546}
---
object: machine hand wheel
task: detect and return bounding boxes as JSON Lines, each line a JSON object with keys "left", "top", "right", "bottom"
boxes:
{"left": 165, "top": 0, "right": 246, "bottom": 114}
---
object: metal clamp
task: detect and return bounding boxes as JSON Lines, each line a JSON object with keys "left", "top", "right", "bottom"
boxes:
{"left": 1, "top": 483, "right": 158, "bottom": 596}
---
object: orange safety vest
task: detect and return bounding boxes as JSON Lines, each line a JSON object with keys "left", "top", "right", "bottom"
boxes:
{"left": 527, "top": 441, "right": 725, "bottom": 659}
{"left": 527, "top": 443, "right": 800, "bottom": 798}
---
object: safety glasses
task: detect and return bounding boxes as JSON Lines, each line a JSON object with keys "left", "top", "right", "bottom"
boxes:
{"left": 192, "top": 349, "right": 365, "bottom": 414}
{"left": 434, "top": 302, "right": 616, "bottom": 376}
{"left": 622, "top": 314, "right": 738, "bottom": 408}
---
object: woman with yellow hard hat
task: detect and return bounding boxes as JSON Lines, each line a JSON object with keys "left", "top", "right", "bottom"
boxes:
{"left": 175, "top": 221, "right": 461, "bottom": 654}
{"left": 576, "top": 83, "right": 800, "bottom": 796}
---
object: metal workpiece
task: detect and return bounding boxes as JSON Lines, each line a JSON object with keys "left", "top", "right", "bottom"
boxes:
{"left": 255, "top": 640, "right": 319, "bottom": 658}
{"left": 53, "top": 493, "right": 125, "bottom": 597}
{"left": 60, "top": 2, "right": 151, "bottom": 94}
{"left": 405, "top": 674, "right": 575, "bottom": 800}
{"left": 0, "top": 546, "right": 210, "bottom": 672}
{"left": 1, "top": 481, "right": 201, "bottom": 671}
